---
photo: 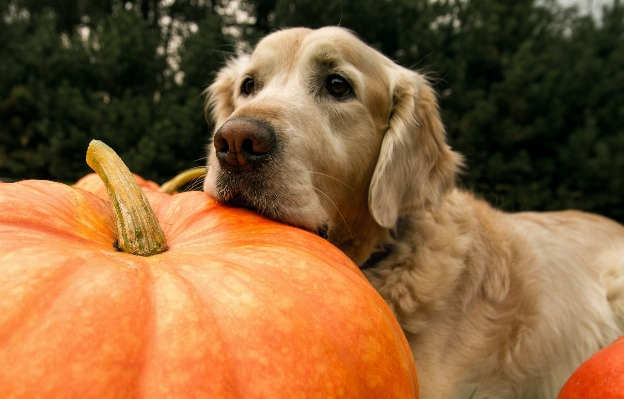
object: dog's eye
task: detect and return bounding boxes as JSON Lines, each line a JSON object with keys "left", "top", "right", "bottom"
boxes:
{"left": 326, "top": 75, "right": 352, "bottom": 98}
{"left": 241, "top": 77, "right": 256, "bottom": 95}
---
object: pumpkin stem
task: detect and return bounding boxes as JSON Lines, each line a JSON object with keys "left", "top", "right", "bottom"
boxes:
{"left": 86, "top": 140, "right": 168, "bottom": 256}
{"left": 159, "top": 167, "right": 207, "bottom": 194}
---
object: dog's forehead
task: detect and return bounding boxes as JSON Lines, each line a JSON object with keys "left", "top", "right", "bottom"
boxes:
{"left": 250, "top": 27, "right": 387, "bottom": 74}
{"left": 251, "top": 28, "right": 310, "bottom": 65}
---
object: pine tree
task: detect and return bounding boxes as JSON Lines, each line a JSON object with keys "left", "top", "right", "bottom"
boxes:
{"left": 0, "top": 0, "right": 229, "bottom": 183}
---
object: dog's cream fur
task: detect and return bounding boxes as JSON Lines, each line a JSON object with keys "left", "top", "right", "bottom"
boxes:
{"left": 203, "top": 27, "right": 624, "bottom": 398}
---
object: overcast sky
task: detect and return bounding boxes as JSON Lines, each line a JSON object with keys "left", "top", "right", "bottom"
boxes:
{"left": 560, "top": 0, "right": 615, "bottom": 18}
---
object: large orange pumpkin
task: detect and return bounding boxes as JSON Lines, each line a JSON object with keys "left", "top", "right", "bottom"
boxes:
{"left": 557, "top": 335, "right": 624, "bottom": 398}
{"left": 0, "top": 142, "right": 418, "bottom": 398}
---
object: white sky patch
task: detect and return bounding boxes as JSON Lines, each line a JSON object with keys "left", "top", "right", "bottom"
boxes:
{"left": 157, "top": 10, "right": 200, "bottom": 84}
{"left": 561, "top": 0, "right": 614, "bottom": 19}
{"left": 2, "top": 0, "right": 616, "bottom": 79}
{"left": 216, "top": 0, "right": 256, "bottom": 49}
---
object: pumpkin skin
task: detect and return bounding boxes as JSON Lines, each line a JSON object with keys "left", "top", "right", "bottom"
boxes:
{"left": 0, "top": 180, "right": 418, "bottom": 399}
{"left": 75, "top": 172, "right": 160, "bottom": 200}
{"left": 557, "top": 335, "right": 624, "bottom": 398}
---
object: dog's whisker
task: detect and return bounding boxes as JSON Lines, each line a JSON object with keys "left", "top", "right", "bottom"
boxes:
{"left": 307, "top": 185, "right": 353, "bottom": 242}
{"left": 184, "top": 171, "right": 206, "bottom": 192}
{"left": 185, "top": 177, "right": 205, "bottom": 192}
{"left": 306, "top": 171, "right": 354, "bottom": 191}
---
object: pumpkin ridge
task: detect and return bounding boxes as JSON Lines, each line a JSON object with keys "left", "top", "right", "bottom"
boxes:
{"left": 169, "top": 251, "right": 383, "bottom": 398}
{"left": 134, "top": 262, "right": 158, "bottom": 399}
{"left": 144, "top": 191, "right": 219, "bottom": 247}
{"left": 173, "top": 261, "right": 310, "bottom": 397}
{"left": 0, "top": 181, "right": 115, "bottom": 247}
{"left": 0, "top": 253, "right": 81, "bottom": 344}
{"left": 293, "top": 271, "right": 406, "bottom": 397}
{"left": 281, "top": 274, "right": 372, "bottom": 398}
{"left": 0, "top": 225, "right": 116, "bottom": 251}
{"left": 160, "top": 263, "right": 244, "bottom": 397}
{"left": 133, "top": 262, "right": 242, "bottom": 397}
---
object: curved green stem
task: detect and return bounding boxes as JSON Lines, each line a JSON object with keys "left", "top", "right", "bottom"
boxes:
{"left": 159, "top": 167, "right": 207, "bottom": 194}
{"left": 86, "top": 140, "right": 168, "bottom": 256}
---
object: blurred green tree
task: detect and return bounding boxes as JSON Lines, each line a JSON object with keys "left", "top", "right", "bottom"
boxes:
{"left": 0, "top": 0, "right": 228, "bottom": 183}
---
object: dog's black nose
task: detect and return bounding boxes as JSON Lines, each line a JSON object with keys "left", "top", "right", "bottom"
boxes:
{"left": 213, "top": 118, "right": 276, "bottom": 172}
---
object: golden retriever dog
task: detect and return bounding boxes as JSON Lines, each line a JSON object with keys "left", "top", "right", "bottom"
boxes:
{"left": 203, "top": 26, "right": 624, "bottom": 398}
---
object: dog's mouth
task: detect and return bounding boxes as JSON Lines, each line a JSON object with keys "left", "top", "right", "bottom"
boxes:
{"left": 222, "top": 189, "right": 250, "bottom": 208}
{"left": 315, "top": 224, "right": 329, "bottom": 239}
{"left": 217, "top": 183, "right": 330, "bottom": 240}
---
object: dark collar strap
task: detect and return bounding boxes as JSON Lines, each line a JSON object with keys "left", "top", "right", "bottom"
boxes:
{"left": 359, "top": 217, "right": 403, "bottom": 270}
{"left": 359, "top": 243, "right": 393, "bottom": 269}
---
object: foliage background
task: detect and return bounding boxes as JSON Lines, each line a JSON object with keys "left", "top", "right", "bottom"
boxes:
{"left": 1, "top": 0, "right": 623, "bottom": 222}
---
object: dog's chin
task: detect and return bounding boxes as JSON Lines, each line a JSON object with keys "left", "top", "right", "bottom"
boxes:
{"left": 213, "top": 186, "right": 330, "bottom": 239}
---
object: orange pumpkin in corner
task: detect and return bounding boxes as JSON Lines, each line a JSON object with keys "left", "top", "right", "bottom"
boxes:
{"left": 0, "top": 141, "right": 418, "bottom": 398}
{"left": 558, "top": 335, "right": 624, "bottom": 398}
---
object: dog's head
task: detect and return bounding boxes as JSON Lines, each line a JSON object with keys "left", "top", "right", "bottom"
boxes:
{"left": 204, "top": 27, "right": 461, "bottom": 264}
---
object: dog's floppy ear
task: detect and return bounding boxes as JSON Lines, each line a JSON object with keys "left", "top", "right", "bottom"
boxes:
{"left": 369, "top": 70, "right": 462, "bottom": 228}
{"left": 204, "top": 55, "right": 249, "bottom": 128}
